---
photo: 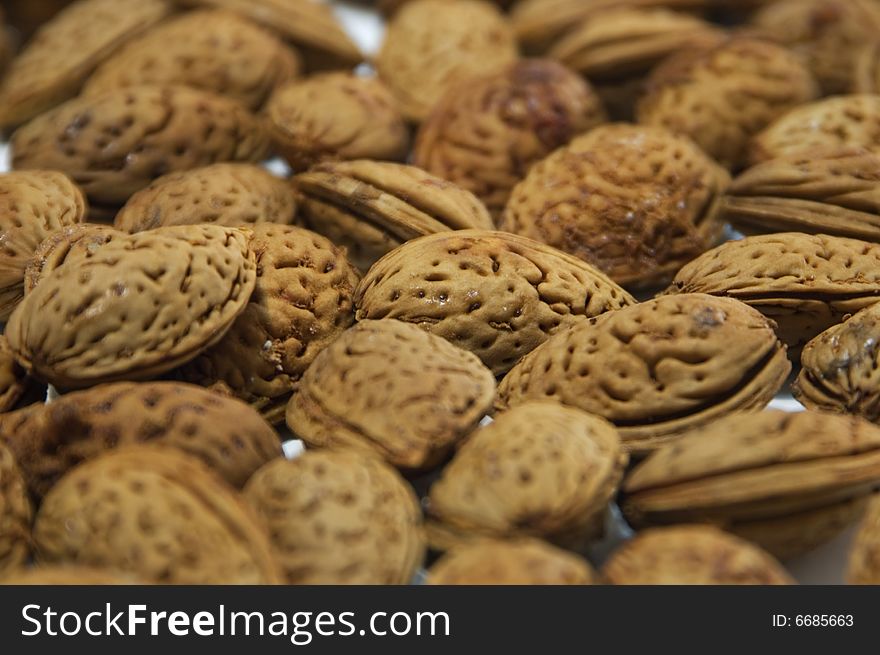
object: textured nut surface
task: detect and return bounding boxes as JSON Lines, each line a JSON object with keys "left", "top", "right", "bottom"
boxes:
{"left": 0, "top": 170, "right": 86, "bottom": 320}
{"left": 603, "top": 525, "right": 793, "bottom": 584}
{"left": 23, "top": 224, "right": 122, "bottom": 295}
{"left": 636, "top": 37, "right": 818, "bottom": 169}
{"left": 114, "top": 164, "right": 297, "bottom": 234}
{"left": 427, "top": 401, "right": 626, "bottom": 549}
{"left": 498, "top": 294, "right": 790, "bottom": 451}
{"left": 666, "top": 233, "right": 880, "bottom": 348}
{"left": 84, "top": 10, "right": 301, "bottom": 110}
{"left": 426, "top": 538, "right": 597, "bottom": 585}
{"left": 293, "top": 160, "right": 494, "bottom": 272}
{"left": 721, "top": 148, "right": 880, "bottom": 241}
{"left": 286, "top": 320, "right": 496, "bottom": 471}
{"left": 6, "top": 225, "right": 257, "bottom": 389}
{"left": 376, "top": 0, "right": 518, "bottom": 122}
{"left": 0, "top": 0, "right": 171, "bottom": 128}
{"left": 848, "top": 493, "right": 880, "bottom": 583}
{"left": 266, "top": 73, "right": 409, "bottom": 172}
{"left": 180, "top": 224, "right": 359, "bottom": 422}
{"left": 244, "top": 451, "right": 424, "bottom": 584}
{"left": 173, "top": 0, "right": 363, "bottom": 67}
{"left": 752, "top": 0, "right": 880, "bottom": 95}
{"left": 413, "top": 59, "right": 607, "bottom": 220}
{"left": 0, "top": 336, "right": 29, "bottom": 414}
{"left": 34, "top": 446, "right": 282, "bottom": 584}
{"left": 355, "top": 230, "right": 635, "bottom": 376}
{"left": 0, "top": 381, "right": 282, "bottom": 498}
{"left": 11, "top": 85, "right": 270, "bottom": 212}
{"left": 1, "top": 566, "right": 140, "bottom": 585}
{"left": 750, "top": 95, "right": 880, "bottom": 165}
{"left": 623, "top": 410, "right": 880, "bottom": 556}
{"left": 854, "top": 41, "right": 880, "bottom": 94}
{"left": 794, "top": 303, "right": 880, "bottom": 420}
{"left": 0, "top": 443, "right": 31, "bottom": 576}
{"left": 500, "top": 124, "right": 730, "bottom": 286}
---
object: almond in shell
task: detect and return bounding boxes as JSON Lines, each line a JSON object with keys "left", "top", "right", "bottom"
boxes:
{"left": 22, "top": 224, "right": 122, "bottom": 295}
{"left": 0, "top": 443, "right": 31, "bottom": 576}
{"left": 848, "top": 493, "right": 880, "bottom": 584}
{"left": 0, "top": 336, "right": 30, "bottom": 414}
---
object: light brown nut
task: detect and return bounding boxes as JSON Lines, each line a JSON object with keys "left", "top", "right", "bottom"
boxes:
{"left": 179, "top": 224, "right": 360, "bottom": 423}
{"left": 34, "top": 445, "right": 282, "bottom": 584}
{"left": 0, "top": 0, "right": 172, "bottom": 129}
{"left": 666, "top": 233, "right": 880, "bottom": 349}
{"left": 266, "top": 73, "right": 409, "bottom": 172}
{"left": 848, "top": 493, "right": 880, "bottom": 583}
{"left": 721, "top": 148, "right": 880, "bottom": 241}
{"left": 751, "top": 0, "right": 880, "bottom": 95}
{"left": 244, "top": 451, "right": 424, "bottom": 584}
{"left": 354, "top": 230, "right": 635, "bottom": 376}
{"left": 6, "top": 225, "right": 257, "bottom": 389}
{"left": 376, "top": 0, "right": 518, "bottom": 122}
{"left": 497, "top": 294, "right": 790, "bottom": 452}
{"left": 636, "top": 37, "right": 818, "bottom": 169}
{"left": 426, "top": 538, "right": 597, "bottom": 585}
{"left": 23, "top": 224, "right": 123, "bottom": 295}
{"left": 602, "top": 526, "right": 793, "bottom": 585}
{"left": 854, "top": 41, "right": 880, "bottom": 94}
{"left": 413, "top": 59, "right": 606, "bottom": 220}
{"left": 0, "top": 443, "right": 31, "bottom": 576}
{"left": 286, "top": 320, "right": 496, "bottom": 471}
{"left": 11, "top": 85, "right": 270, "bottom": 215}
{"left": 622, "top": 410, "right": 880, "bottom": 559}
{"left": 750, "top": 95, "right": 880, "bottom": 165}
{"left": 500, "top": 124, "right": 730, "bottom": 287}
{"left": 0, "top": 381, "right": 282, "bottom": 498}
{"left": 292, "top": 160, "right": 494, "bottom": 272}
{"left": 794, "top": 303, "right": 880, "bottom": 419}
{"left": 83, "top": 10, "right": 301, "bottom": 110}
{"left": 114, "top": 164, "right": 297, "bottom": 234}
{"left": 0, "top": 336, "right": 30, "bottom": 414}
{"left": 426, "top": 401, "right": 626, "bottom": 550}
{"left": 0, "top": 171, "right": 87, "bottom": 320}
{"left": 172, "top": 0, "right": 362, "bottom": 69}
{"left": 1, "top": 566, "right": 141, "bottom": 585}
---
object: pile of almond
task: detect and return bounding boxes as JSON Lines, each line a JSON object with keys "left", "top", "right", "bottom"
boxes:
{"left": 2, "top": 0, "right": 880, "bottom": 586}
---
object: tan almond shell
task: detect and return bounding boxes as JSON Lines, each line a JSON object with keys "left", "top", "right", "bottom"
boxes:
{"left": 750, "top": 95, "right": 880, "bottom": 165}
{"left": 266, "top": 73, "right": 410, "bottom": 172}
{"left": 848, "top": 493, "right": 880, "bottom": 583}
{"left": 0, "top": 381, "right": 282, "bottom": 498}
{"left": 244, "top": 451, "right": 424, "bottom": 584}
{"left": 0, "top": 171, "right": 87, "bottom": 321}
{"left": 0, "top": 336, "right": 30, "bottom": 414}
{"left": 413, "top": 59, "right": 607, "bottom": 220}
{"left": 426, "top": 401, "right": 627, "bottom": 550}
{"left": 286, "top": 320, "right": 496, "bottom": 472}
{"left": 23, "top": 224, "right": 123, "bottom": 295}
{"left": 172, "top": 0, "right": 363, "bottom": 67}
{"left": 34, "top": 445, "right": 283, "bottom": 584}
{"left": 292, "top": 160, "right": 494, "bottom": 272}
{"left": 6, "top": 225, "right": 257, "bottom": 389}
{"left": 547, "top": 7, "right": 724, "bottom": 80}
{"left": 0, "top": 442, "right": 32, "bottom": 577}
{"left": 623, "top": 410, "right": 880, "bottom": 532}
{"left": 721, "top": 148, "right": 880, "bottom": 241}
{"left": 665, "top": 232, "right": 880, "bottom": 349}
{"left": 354, "top": 230, "right": 636, "bottom": 376}
{"left": 114, "top": 164, "right": 297, "bottom": 234}
{"left": 11, "top": 85, "right": 270, "bottom": 213}
{"left": 500, "top": 124, "right": 730, "bottom": 287}
{"left": 602, "top": 525, "right": 793, "bottom": 584}
{"left": 751, "top": 0, "right": 880, "bottom": 95}
{"left": 179, "top": 224, "right": 360, "bottom": 423}
{"left": 1, "top": 566, "right": 142, "bottom": 585}
{"left": 512, "top": 0, "right": 711, "bottom": 54}
{"left": 0, "top": 0, "right": 172, "bottom": 129}
{"left": 854, "top": 41, "right": 880, "bottom": 94}
{"left": 497, "top": 294, "right": 790, "bottom": 452}
{"left": 636, "top": 37, "right": 818, "bottom": 169}
{"left": 83, "top": 10, "right": 301, "bottom": 111}
{"left": 794, "top": 303, "right": 880, "bottom": 419}
{"left": 426, "top": 537, "right": 597, "bottom": 585}
{"left": 376, "top": 0, "right": 518, "bottom": 122}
